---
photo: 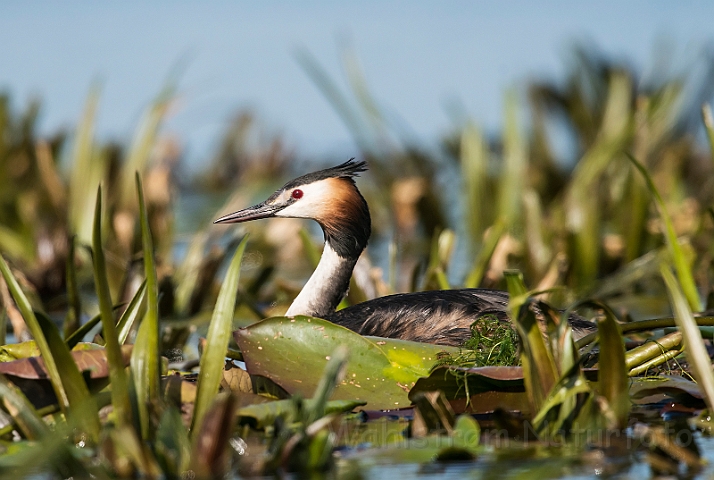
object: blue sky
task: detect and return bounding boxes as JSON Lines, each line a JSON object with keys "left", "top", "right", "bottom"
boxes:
{"left": 1, "top": 1, "right": 712, "bottom": 165}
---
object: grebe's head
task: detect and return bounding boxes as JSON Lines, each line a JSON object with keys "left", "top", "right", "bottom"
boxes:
{"left": 214, "top": 159, "right": 371, "bottom": 258}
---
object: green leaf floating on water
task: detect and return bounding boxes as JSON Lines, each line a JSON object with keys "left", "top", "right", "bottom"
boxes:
{"left": 234, "top": 316, "right": 457, "bottom": 410}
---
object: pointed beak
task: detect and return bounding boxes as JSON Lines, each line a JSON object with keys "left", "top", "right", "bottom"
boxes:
{"left": 213, "top": 202, "right": 285, "bottom": 224}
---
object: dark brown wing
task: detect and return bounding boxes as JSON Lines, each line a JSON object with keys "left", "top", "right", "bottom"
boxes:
{"left": 326, "top": 288, "right": 595, "bottom": 347}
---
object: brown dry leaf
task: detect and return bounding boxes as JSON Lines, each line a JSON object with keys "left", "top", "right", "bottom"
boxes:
{"left": 221, "top": 364, "right": 254, "bottom": 394}
{"left": 0, "top": 345, "right": 133, "bottom": 409}
{"left": 0, "top": 344, "right": 133, "bottom": 380}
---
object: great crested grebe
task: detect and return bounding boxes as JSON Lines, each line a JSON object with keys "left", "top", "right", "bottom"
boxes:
{"left": 214, "top": 159, "right": 595, "bottom": 346}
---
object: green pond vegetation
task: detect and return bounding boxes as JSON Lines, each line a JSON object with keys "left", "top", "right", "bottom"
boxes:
{"left": 1, "top": 46, "right": 714, "bottom": 477}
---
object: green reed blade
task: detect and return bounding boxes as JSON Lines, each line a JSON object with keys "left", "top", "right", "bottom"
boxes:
{"left": 35, "top": 311, "right": 100, "bottom": 440}
{"left": 191, "top": 235, "right": 248, "bottom": 434}
{"left": 68, "top": 85, "right": 106, "bottom": 246}
{"left": 505, "top": 270, "right": 558, "bottom": 411}
{"left": 497, "top": 91, "right": 526, "bottom": 228}
{"left": 119, "top": 81, "right": 176, "bottom": 211}
{"left": 130, "top": 172, "right": 161, "bottom": 440}
{"left": 294, "top": 48, "right": 373, "bottom": 154}
{"left": 661, "top": 265, "right": 714, "bottom": 412}
{"left": 461, "top": 122, "right": 489, "bottom": 249}
{"left": 0, "top": 254, "right": 69, "bottom": 413}
{"left": 628, "top": 153, "right": 701, "bottom": 311}
{"left": 91, "top": 186, "right": 133, "bottom": 429}
{"left": 465, "top": 219, "right": 506, "bottom": 288}
{"left": 589, "top": 300, "right": 629, "bottom": 429}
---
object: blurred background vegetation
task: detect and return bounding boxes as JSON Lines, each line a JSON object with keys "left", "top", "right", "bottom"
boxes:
{"left": 1, "top": 43, "right": 714, "bottom": 351}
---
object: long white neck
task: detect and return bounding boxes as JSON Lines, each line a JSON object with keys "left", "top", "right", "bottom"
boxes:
{"left": 285, "top": 242, "right": 357, "bottom": 318}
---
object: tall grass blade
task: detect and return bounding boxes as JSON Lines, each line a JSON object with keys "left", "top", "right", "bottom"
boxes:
{"left": 628, "top": 154, "right": 702, "bottom": 311}
{"left": 343, "top": 45, "right": 388, "bottom": 143}
{"left": 35, "top": 311, "right": 100, "bottom": 440}
{"left": 531, "top": 363, "right": 593, "bottom": 440}
{"left": 34, "top": 140, "right": 66, "bottom": 213}
{"left": 497, "top": 91, "right": 526, "bottom": 227}
{"left": 191, "top": 236, "right": 249, "bottom": 434}
{"left": 504, "top": 271, "right": 558, "bottom": 411}
{"left": 0, "top": 254, "right": 69, "bottom": 412}
{"left": 590, "top": 301, "right": 629, "bottom": 428}
{"left": 0, "top": 264, "right": 99, "bottom": 447}
{"left": 68, "top": 85, "right": 105, "bottom": 245}
{"left": 622, "top": 88, "right": 683, "bottom": 269}
{"left": 465, "top": 219, "right": 506, "bottom": 288}
{"left": 504, "top": 269, "right": 528, "bottom": 300}
{"left": 461, "top": 122, "right": 489, "bottom": 248}
{"left": 423, "top": 229, "right": 452, "bottom": 290}
{"left": 294, "top": 48, "right": 372, "bottom": 154}
{"left": 91, "top": 186, "right": 133, "bottom": 429}
{"left": 571, "top": 198, "right": 600, "bottom": 287}
{"left": 661, "top": 265, "right": 714, "bottom": 412}
{"left": 119, "top": 82, "right": 175, "bottom": 211}
{"left": 523, "top": 189, "right": 551, "bottom": 276}
{"left": 566, "top": 72, "right": 632, "bottom": 286}
{"left": 130, "top": 172, "right": 161, "bottom": 439}
{"left": 622, "top": 157, "right": 649, "bottom": 263}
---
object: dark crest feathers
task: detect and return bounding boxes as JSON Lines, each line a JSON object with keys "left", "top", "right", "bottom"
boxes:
{"left": 283, "top": 158, "right": 366, "bottom": 190}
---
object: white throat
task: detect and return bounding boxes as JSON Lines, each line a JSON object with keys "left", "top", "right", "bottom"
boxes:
{"left": 285, "top": 242, "right": 357, "bottom": 318}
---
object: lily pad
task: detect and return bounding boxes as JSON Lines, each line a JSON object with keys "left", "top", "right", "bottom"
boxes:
{"left": 234, "top": 316, "right": 454, "bottom": 410}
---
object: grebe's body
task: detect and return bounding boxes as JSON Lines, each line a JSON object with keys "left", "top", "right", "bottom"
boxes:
{"left": 215, "top": 160, "right": 595, "bottom": 346}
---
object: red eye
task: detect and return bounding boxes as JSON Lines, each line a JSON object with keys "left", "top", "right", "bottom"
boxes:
{"left": 291, "top": 189, "right": 303, "bottom": 199}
